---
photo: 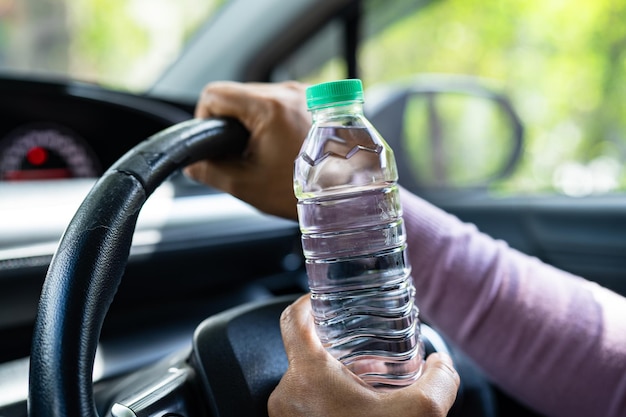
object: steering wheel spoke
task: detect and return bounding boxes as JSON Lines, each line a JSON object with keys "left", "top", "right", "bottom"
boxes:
{"left": 109, "top": 353, "right": 199, "bottom": 417}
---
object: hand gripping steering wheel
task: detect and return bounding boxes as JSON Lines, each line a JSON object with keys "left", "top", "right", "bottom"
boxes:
{"left": 27, "top": 118, "right": 284, "bottom": 417}
{"left": 27, "top": 118, "right": 463, "bottom": 417}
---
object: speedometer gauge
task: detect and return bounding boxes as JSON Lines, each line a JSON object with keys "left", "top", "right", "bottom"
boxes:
{"left": 0, "top": 123, "right": 102, "bottom": 181}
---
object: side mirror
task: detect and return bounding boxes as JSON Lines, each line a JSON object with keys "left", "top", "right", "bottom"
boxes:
{"left": 365, "top": 74, "right": 524, "bottom": 193}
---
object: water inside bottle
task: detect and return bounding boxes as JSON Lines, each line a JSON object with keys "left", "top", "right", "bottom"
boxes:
{"left": 298, "top": 187, "right": 423, "bottom": 388}
{"left": 296, "top": 121, "right": 424, "bottom": 388}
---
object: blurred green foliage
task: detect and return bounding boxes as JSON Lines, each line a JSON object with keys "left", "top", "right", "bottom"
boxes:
{"left": 361, "top": 0, "right": 626, "bottom": 195}
{"left": 69, "top": 0, "right": 226, "bottom": 90}
{"left": 4, "top": 0, "right": 225, "bottom": 91}
{"left": 71, "top": 0, "right": 149, "bottom": 84}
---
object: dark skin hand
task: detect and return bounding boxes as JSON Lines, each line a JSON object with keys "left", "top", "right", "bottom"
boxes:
{"left": 268, "top": 295, "right": 460, "bottom": 417}
{"left": 185, "top": 81, "right": 309, "bottom": 220}
{"left": 186, "top": 81, "right": 461, "bottom": 417}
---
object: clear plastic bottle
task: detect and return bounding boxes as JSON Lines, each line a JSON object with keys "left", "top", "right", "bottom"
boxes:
{"left": 294, "top": 79, "right": 424, "bottom": 389}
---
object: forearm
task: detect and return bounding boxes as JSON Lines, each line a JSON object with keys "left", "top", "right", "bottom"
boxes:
{"left": 400, "top": 188, "right": 626, "bottom": 417}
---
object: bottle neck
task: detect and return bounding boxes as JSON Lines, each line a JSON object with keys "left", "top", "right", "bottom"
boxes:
{"left": 309, "top": 101, "right": 364, "bottom": 122}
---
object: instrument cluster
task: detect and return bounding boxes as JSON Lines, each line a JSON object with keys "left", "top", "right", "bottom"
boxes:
{"left": 0, "top": 76, "right": 193, "bottom": 183}
{"left": 0, "top": 122, "right": 101, "bottom": 181}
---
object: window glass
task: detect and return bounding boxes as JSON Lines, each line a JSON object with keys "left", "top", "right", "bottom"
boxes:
{"left": 402, "top": 93, "right": 515, "bottom": 188}
{"left": 0, "top": 0, "right": 227, "bottom": 93}
{"left": 359, "top": 0, "right": 626, "bottom": 196}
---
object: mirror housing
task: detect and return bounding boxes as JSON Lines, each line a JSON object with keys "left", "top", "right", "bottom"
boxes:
{"left": 365, "top": 74, "right": 524, "bottom": 193}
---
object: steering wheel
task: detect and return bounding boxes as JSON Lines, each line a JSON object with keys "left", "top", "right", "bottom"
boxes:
{"left": 27, "top": 118, "right": 486, "bottom": 417}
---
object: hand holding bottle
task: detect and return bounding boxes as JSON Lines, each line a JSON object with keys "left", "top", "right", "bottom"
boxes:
{"left": 268, "top": 295, "right": 460, "bottom": 417}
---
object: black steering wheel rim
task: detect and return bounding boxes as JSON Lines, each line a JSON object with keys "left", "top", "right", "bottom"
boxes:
{"left": 28, "top": 118, "right": 248, "bottom": 417}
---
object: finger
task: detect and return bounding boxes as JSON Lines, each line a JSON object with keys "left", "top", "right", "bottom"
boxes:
{"left": 195, "top": 81, "right": 237, "bottom": 118}
{"left": 279, "top": 294, "right": 327, "bottom": 364}
{"left": 400, "top": 352, "right": 460, "bottom": 415}
{"left": 195, "top": 81, "right": 308, "bottom": 132}
{"left": 195, "top": 81, "right": 265, "bottom": 125}
{"left": 183, "top": 158, "right": 246, "bottom": 190}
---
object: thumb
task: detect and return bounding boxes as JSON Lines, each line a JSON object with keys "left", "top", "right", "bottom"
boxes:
{"left": 279, "top": 294, "right": 327, "bottom": 364}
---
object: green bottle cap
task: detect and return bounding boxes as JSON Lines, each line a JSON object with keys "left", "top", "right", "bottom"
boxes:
{"left": 305, "top": 79, "right": 364, "bottom": 110}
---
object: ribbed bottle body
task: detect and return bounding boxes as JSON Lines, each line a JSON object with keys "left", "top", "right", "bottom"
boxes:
{"left": 295, "top": 116, "right": 424, "bottom": 388}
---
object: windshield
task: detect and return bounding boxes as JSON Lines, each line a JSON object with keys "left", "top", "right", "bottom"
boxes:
{"left": 0, "top": 0, "right": 226, "bottom": 93}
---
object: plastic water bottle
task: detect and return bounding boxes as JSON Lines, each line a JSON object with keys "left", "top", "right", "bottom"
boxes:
{"left": 294, "top": 79, "right": 424, "bottom": 388}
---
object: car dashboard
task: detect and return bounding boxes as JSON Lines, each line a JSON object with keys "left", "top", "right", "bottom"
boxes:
{"left": 0, "top": 76, "right": 197, "bottom": 178}
{"left": 0, "top": 76, "right": 306, "bottom": 416}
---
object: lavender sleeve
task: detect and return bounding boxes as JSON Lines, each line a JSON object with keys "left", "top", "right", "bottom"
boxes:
{"left": 400, "top": 187, "right": 626, "bottom": 417}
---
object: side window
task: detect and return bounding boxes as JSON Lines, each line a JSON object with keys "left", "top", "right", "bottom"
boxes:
{"left": 359, "top": 0, "right": 626, "bottom": 197}
{"left": 271, "top": 0, "right": 626, "bottom": 197}
{"left": 358, "top": 0, "right": 523, "bottom": 192}
{"left": 271, "top": 0, "right": 519, "bottom": 193}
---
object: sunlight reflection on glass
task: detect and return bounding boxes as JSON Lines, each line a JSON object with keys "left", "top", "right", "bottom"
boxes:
{"left": 553, "top": 156, "right": 621, "bottom": 197}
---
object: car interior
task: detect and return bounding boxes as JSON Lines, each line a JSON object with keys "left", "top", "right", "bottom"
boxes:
{"left": 1, "top": 0, "right": 624, "bottom": 416}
